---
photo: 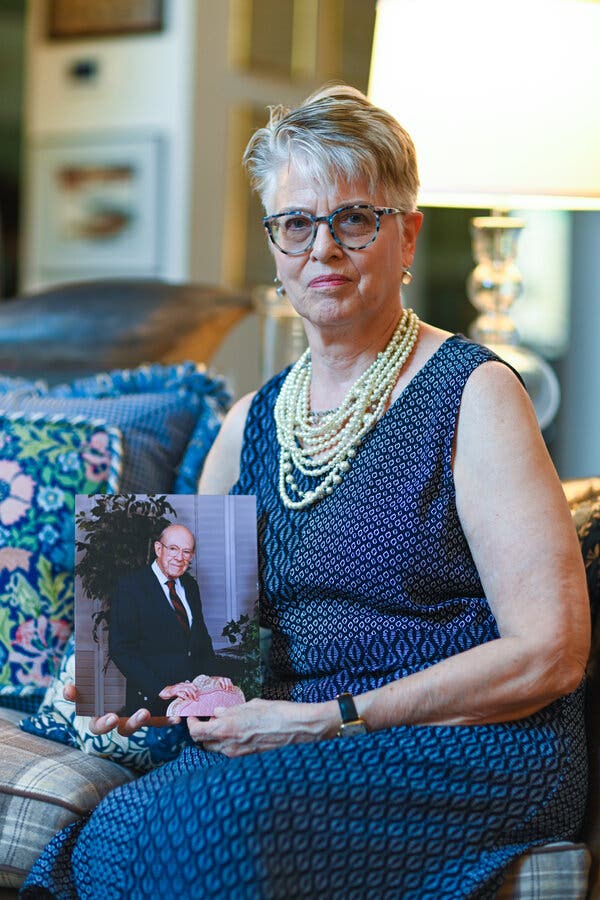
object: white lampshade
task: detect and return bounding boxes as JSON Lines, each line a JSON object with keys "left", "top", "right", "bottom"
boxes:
{"left": 369, "top": 0, "right": 600, "bottom": 210}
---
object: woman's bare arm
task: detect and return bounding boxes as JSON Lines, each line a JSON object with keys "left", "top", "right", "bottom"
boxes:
{"left": 198, "top": 392, "right": 255, "bottom": 494}
{"left": 351, "top": 361, "right": 590, "bottom": 729}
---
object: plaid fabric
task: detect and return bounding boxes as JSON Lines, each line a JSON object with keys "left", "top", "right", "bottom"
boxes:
{"left": 496, "top": 842, "right": 591, "bottom": 899}
{"left": 0, "top": 711, "right": 135, "bottom": 889}
{"left": 0, "top": 695, "right": 41, "bottom": 715}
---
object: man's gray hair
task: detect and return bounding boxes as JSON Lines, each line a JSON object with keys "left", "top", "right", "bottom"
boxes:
{"left": 243, "top": 84, "right": 420, "bottom": 213}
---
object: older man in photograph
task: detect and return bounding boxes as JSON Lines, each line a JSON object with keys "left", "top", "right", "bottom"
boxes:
{"left": 109, "top": 523, "right": 232, "bottom": 716}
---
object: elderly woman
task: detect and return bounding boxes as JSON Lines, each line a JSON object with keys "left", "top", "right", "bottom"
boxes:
{"left": 24, "top": 86, "right": 589, "bottom": 899}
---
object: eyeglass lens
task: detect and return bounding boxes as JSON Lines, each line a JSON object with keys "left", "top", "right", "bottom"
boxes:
{"left": 270, "top": 207, "right": 379, "bottom": 253}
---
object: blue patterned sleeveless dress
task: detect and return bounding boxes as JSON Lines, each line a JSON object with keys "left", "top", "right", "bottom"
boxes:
{"left": 23, "top": 335, "right": 587, "bottom": 900}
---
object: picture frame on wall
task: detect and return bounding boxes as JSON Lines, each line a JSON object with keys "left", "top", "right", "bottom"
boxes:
{"left": 29, "top": 133, "right": 164, "bottom": 280}
{"left": 48, "top": 0, "right": 164, "bottom": 40}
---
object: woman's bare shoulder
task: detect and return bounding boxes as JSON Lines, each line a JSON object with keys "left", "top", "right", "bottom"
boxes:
{"left": 418, "top": 322, "right": 528, "bottom": 419}
{"left": 454, "top": 357, "right": 561, "bottom": 511}
{"left": 459, "top": 357, "right": 531, "bottom": 430}
{"left": 198, "top": 391, "right": 256, "bottom": 494}
{"left": 413, "top": 322, "right": 453, "bottom": 361}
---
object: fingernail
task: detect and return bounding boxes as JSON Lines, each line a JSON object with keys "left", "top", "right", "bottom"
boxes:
{"left": 104, "top": 714, "right": 118, "bottom": 728}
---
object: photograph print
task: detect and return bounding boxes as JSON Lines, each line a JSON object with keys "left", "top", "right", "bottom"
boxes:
{"left": 74, "top": 493, "right": 259, "bottom": 717}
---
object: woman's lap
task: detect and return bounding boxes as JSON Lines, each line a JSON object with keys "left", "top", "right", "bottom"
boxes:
{"left": 55, "top": 704, "right": 586, "bottom": 900}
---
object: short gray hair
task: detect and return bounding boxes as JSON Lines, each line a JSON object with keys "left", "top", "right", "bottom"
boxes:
{"left": 243, "top": 84, "right": 419, "bottom": 212}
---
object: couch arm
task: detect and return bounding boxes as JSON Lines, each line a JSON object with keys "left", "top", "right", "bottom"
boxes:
{"left": 0, "top": 710, "right": 136, "bottom": 890}
{"left": 563, "top": 477, "right": 600, "bottom": 507}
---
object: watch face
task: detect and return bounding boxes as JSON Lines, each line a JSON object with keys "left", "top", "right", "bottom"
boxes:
{"left": 339, "top": 720, "right": 367, "bottom": 738}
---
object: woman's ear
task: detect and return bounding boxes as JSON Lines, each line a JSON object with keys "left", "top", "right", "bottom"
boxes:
{"left": 402, "top": 210, "right": 424, "bottom": 264}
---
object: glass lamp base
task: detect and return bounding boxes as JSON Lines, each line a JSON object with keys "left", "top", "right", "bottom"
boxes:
{"left": 467, "top": 212, "right": 561, "bottom": 432}
{"left": 253, "top": 285, "right": 307, "bottom": 384}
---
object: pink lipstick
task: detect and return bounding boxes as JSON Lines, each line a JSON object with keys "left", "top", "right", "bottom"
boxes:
{"left": 309, "top": 275, "right": 350, "bottom": 287}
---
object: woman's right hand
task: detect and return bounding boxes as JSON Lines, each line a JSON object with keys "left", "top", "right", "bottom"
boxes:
{"left": 62, "top": 683, "right": 178, "bottom": 735}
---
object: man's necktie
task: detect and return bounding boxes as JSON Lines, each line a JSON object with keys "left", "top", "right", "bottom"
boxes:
{"left": 165, "top": 579, "right": 190, "bottom": 636}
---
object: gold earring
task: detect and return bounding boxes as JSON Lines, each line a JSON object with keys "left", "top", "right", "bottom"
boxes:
{"left": 401, "top": 269, "right": 413, "bottom": 286}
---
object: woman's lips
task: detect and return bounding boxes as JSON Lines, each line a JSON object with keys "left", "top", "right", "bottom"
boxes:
{"left": 308, "top": 275, "right": 351, "bottom": 288}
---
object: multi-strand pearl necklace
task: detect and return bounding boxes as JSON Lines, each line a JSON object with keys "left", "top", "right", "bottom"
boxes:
{"left": 274, "top": 307, "right": 420, "bottom": 510}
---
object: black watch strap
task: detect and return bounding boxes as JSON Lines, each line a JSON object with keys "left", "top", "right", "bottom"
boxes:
{"left": 335, "top": 692, "right": 367, "bottom": 737}
{"left": 336, "top": 692, "right": 360, "bottom": 723}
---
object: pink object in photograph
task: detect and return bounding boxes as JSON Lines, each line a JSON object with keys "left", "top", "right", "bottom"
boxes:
{"left": 165, "top": 676, "right": 245, "bottom": 717}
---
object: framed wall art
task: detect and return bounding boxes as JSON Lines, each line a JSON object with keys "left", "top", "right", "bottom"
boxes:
{"left": 47, "top": 0, "right": 164, "bottom": 40}
{"left": 29, "top": 132, "right": 163, "bottom": 280}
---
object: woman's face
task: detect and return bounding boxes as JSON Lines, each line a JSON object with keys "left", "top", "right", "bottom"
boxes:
{"left": 267, "top": 164, "right": 422, "bottom": 335}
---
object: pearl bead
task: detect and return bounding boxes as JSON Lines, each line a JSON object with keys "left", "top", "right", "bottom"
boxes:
{"left": 274, "top": 308, "right": 420, "bottom": 510}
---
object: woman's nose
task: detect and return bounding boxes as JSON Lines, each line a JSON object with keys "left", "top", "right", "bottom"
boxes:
{"left": 310, "top": 222, "right": 343, "bottom": 260}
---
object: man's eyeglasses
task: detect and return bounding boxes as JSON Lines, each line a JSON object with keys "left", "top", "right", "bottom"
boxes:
{"left": 159, "top": 542, "right": 194, "bottom": 560}
{"left": 262, "top": 204, "right": 404, "bottom": 256}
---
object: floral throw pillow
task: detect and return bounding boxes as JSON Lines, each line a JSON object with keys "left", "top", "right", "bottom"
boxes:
{"left": 21, "top": 635, "right": 190, "bottom": 772}
{"left": 0, "top": 412, "right": 122, "bottom": 709}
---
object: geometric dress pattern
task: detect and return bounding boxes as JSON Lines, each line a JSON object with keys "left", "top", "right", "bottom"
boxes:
{"left": 22, "top": 335, "right": 587, "bottom": 899}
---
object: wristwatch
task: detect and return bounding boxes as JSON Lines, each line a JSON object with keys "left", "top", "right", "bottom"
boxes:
{"left": 335, "top": 692, "right": 367, "bottom": 738}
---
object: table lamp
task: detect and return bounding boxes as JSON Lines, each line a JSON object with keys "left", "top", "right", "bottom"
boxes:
{"left": 369, "top": 0, "right": 600, "bottom": 429}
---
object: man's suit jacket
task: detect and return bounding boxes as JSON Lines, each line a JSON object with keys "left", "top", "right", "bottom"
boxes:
{"left": 109, "top": 565, "right": 225, "bottom": 715}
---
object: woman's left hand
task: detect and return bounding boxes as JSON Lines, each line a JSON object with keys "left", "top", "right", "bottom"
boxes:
{"left": 187, "top": 697, "right": 338, "bottom": 757}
